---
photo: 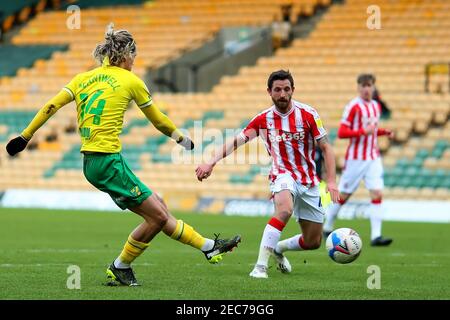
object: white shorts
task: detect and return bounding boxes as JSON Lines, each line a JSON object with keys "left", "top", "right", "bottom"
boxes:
{"left": 339, "top": 157, "right": 384, "bottom": 194}
{"left": 270, "top": 174, "right": 325, "bottom": 224}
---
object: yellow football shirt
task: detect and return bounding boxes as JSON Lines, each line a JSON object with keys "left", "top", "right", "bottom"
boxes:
{"left": 64, "top": 65, "right": 152, "bottom": 153}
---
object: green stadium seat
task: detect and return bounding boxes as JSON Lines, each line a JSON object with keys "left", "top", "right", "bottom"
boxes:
{"left": 328, "top": 128, "right": 338, "bottom": 144}
{"left": 431, "top": 140, "right": 448, "bottom": 158}
{"left": 423, "top": 175, "right": 441, "bottom": 189}
{"left": 73, "top": 0, "right": 144, "bottom": 9}
{"left": 410, "top": 158, "right": 424, "bottom": 169}
{"left": 240, "top": 119, "right": 251, "bottom": 129}
{"left": 203, "top": 111, "right": 224, "bottom": 121}
{"left": 230, "top": 174, "right": 254, "bottom": 184}
{"left": 396, "top": 176, "right": 413, "bottom": 188}
{"left": 151, "top": 154, "right": 172, "bottom": 163}
{"left": 415, "top": 149, "right": 429, "bottom": 160}
{"left": 0, "top": 1, "right": 39, "bottom": 21}
{"left": 411, "top": 176, "right": 426, "bottom": 189}
{"left": 0, "top": 45, "right": 67, "bottom": 77}
{"left": 249, "top": 165, "right": 261, "bottom": 175}
{"left": 145, "top": 136, "right": 168, "bottom": 154}
{"left": 384, "top": 174, "right": 396, "bottom": 187}
{"left": 121, "top": 118, "right": 149, "bottom": 135}
{"left": 404, "top": 166, "right": 420, "bottom": 178}
{"left": 395, "top": 158, "right": 410, "bottom": 169}
{"left": 0, "top": 111, "right": 36, "bottom": 141}
{"left": 418, "top": 168, "right": 433, "bottom": 180}
{"left": 390, "top": 166, "right": 404, "bottom": 178}
{"left": 182, "top": 119, "right": 196, "bottom": 129}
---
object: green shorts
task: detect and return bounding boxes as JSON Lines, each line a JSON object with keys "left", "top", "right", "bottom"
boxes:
{"left": 83, "top": 152, "right": 152, "bottom": 210}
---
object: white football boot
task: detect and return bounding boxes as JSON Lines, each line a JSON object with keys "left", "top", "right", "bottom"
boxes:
{"left": 273, "top": 249, "right": 292, "bottom": 274}
{"left": 249, "top": 264, "right": 268, "bottom": 278}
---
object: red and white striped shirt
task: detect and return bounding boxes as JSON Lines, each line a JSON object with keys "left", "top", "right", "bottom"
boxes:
{"left": 341, "top": 97, "right": 381, "bottom": 161}
{"left": 239, "top": 100, "right": 327, "bottom": 186}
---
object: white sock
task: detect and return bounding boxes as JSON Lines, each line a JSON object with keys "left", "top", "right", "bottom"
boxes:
{"left": 323, "top": 202, "right": 342, "bottom": 232}
{"left": 276, "top": 234, "right": 304, "bottom": 253}
{"left": 201, "top": 239, "right": 215, "bottom": 252}
{"left": 370, "top": 202, "right": 383, "bottom": 240}
{"left": 256, "top": 224, "right": 282, "bottom": 267}
{"left": 114, "top": 257, "right": 130, "bottom": 269}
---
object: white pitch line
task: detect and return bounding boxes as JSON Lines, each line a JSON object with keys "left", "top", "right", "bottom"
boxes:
{"left": 25, "top": 249, "right": 112, "bottom": 253}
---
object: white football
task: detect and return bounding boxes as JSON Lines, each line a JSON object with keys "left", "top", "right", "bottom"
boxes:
{"left": 326, "top": 228, "right": 362, "bottom": 264}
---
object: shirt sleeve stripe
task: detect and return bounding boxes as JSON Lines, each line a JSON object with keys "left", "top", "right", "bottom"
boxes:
{"left": 63, "top": 87, "right": 74, "bottom": 99}
{"left": 139, "top": 100, "right": 153, "bottom": 108}
{"left": 341, "top": 120, "right": 351, "bottom": 126}
{"left": 315, "top": 132, "right": 327, "bottom": 141}
{"left": 238, "top": 132, "right": 248, "bottom": 141}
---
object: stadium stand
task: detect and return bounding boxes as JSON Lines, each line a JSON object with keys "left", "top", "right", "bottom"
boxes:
{"left": 0, "top": 0, "right": 449, "bottom": 211}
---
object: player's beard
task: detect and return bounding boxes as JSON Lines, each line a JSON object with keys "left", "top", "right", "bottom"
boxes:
{"left": 273, "top": 95, "right": 291, "bottom": 112}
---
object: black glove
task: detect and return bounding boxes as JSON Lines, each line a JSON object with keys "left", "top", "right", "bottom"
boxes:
{"left": 6, "top": 135, "right": 29, "bottom": 156}
{"left": 177, "top": 136, "right": 194, "bottom": 151}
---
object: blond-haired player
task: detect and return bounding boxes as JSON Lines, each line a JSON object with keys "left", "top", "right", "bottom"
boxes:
{"left": 6, "top": 23, "right": 240, "bottom": 286}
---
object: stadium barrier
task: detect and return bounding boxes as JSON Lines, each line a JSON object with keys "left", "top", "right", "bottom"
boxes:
{"left": 1, "top": 189, "right": 449, "bottom": 223}
{"left": 221, "top": 198, "right": 450, "bottom": 223}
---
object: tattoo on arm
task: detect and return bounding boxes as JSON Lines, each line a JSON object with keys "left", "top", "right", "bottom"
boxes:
{"left": 317, "top": 135, "right": 329, "bottom": 147}
{"left": 46, "top": 105, "right": 56, "bottom": 115}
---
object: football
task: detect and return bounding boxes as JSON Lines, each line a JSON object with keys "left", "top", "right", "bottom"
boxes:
{"left": 326, "top": 228, "right": 362, "bottom": 264}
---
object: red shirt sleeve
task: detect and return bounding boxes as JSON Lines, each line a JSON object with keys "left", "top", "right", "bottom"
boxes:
{"left": 305, "top": 110, "right": 327, "bottom": 140}
{"left": 239, "top": 114, "right": 262, "bottom": 142}
{"left": 338, "top": 123, "right": 365, "bottom": 138}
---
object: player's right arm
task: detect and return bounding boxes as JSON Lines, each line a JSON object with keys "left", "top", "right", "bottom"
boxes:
{"left": 6, "top": 89, "right": 73, "bottom": 156}
{"left": 195, "top": 114, "right": 261, "bottom": 181}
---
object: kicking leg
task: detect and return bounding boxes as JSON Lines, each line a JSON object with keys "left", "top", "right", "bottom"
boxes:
{"left": 154, "top": 193, "right": 241, "bottom": 264}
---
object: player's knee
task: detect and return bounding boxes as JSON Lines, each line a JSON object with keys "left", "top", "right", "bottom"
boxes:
{"left": 370, "top": 192, "right": 382, "bottom": 204}
{"left": 371, "top": 193, "right": 382, "bottom": 201}
{"left": 145, "top": 206, "right": 168, "bottom": 228}
{"left": 309, "top": 240, "right": 321, "bottom": 249}
{"left": 339, "top": 193, "right": 350, "bottom": 204}
{"left": 304, "top": 238, "right": 321, "bottom": 249}
{"left": 300, "top": 236, "right": 321, "bottom": 250}
{"left": 276, "top": 208, "right": 293, "bottom": 221}
{"left": 155, "top": 210, "right": 169, "bottom": 227}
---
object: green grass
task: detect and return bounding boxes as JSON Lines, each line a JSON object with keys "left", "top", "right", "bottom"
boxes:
{"left": 0, "top": 208, "right": 449, "bottom": 300}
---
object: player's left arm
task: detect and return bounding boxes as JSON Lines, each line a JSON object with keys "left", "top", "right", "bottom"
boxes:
{"left": 140, "top": 105, "right": 193, "bottom": 150}
{"left": 317, "top": 135, "right": 339, "bottom": 203}
{"left": 377, "top": 127, "right": 394, "bottom": 139}
{"left": 6, "top": 89, "right": 73, "bottom": 156}
{"left": 375, "top": 101, "right": 394, "bottom": 139}
{"left": 309, "top": 109, "right": 339, "bottom": 202}
{"left": 132, "top": 77, "right": 193, "bottom": 150}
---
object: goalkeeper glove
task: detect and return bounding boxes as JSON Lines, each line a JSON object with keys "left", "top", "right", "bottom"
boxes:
{"left": 6, "top": 135, "right": 29, "bottom": 156}
{"left": 177, "top": 136, "right": 194, "bottom": 150}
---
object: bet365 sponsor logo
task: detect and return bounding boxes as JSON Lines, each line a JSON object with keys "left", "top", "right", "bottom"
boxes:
{"left": 268, "top": 130, "right": 305, "bottom": 143}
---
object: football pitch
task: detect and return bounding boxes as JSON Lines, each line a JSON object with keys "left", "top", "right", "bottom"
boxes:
{"left": 0, "top": 208, "right": 448, "bottom": 300}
